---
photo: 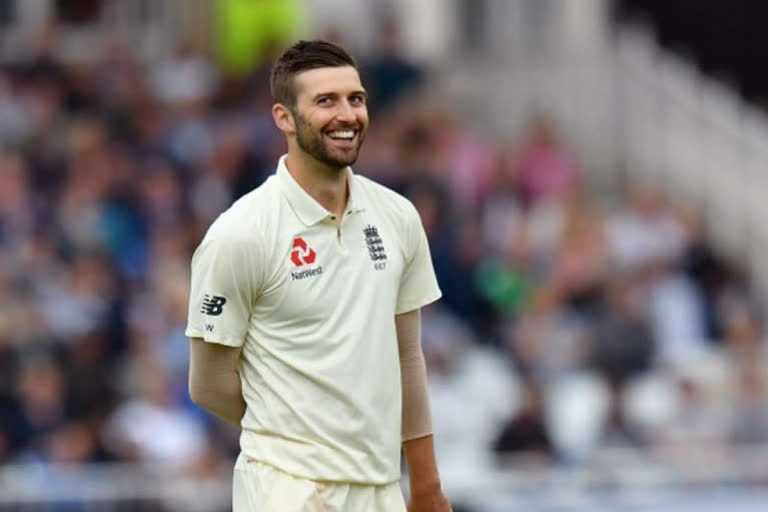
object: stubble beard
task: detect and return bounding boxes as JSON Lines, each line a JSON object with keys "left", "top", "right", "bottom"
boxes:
{"left": 293, "top": 110, "right": 365, "bottom": 169}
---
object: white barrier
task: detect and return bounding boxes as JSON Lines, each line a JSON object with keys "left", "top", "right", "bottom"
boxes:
{"left": 3, "top": 446, "right": 768, "bottom": 511}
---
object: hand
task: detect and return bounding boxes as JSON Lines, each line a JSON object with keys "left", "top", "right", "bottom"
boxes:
{"left": 407, "top": 488, "right": 452, "bottom": 512}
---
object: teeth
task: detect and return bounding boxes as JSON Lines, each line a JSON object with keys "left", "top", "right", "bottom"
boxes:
{"left": 328, "top": 130, "right": 354, "bottom": 139}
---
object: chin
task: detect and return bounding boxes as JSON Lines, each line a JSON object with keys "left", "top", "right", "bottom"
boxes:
{"left": 324, "top": 151, "right": 360, "bottom": 168}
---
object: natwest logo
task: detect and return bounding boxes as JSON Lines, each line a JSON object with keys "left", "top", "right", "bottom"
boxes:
{"left": 290, "top": 237, "right": 317, "bottom": 267}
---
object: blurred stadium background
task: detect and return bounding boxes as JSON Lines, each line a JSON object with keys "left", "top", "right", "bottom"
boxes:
{"left": 2, "top": 0, "right": 768, "bottom": 510}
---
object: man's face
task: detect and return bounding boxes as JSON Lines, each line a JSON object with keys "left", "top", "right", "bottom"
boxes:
{"left": 290, "top": 66, "right": 369, "bottom": 169}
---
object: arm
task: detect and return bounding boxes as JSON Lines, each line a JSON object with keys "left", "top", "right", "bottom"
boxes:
{"left": 185, "top": 233, "right": 263, "bottom": 426}
{"left": 396, "top": 309, "right": 451, "bottom": 512}
{"left": 188, "top": 338, "right": 246, "bottom": 426}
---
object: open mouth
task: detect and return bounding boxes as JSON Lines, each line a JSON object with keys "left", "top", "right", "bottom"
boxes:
{"left": 325, "top": 129, "right": 358, "bottom": 147}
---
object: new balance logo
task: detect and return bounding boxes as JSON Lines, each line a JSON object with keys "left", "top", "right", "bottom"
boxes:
{"left": 201, "top": 294, "right": 227, "bottom": 316}
{"left": 290, "top": 237, "right": 317, "bottom": 267}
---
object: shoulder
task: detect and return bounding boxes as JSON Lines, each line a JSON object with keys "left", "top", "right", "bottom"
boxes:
{"left": 204, "top": 176, "right": 280, "bottom": 245}
{"left": 354, "top": 174, "right": 419, "bottom": 220}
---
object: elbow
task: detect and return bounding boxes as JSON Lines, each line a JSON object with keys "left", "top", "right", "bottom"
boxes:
{"left": 188, "top": 382, "right": 203, "bottom": 408}
{"left": 188, "top": 376, "right": 212, "bottom": 410}
{"left": 188, "top": 383, "right": 200, "bottom": 407}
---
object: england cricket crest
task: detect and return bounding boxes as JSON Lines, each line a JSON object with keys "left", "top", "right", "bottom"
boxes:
{"left": 363, "top": 224, "right": 387, "bottom": 270}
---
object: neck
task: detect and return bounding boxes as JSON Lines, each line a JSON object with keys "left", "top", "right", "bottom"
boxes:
{"left": 285, "top": 148, "right": 349, "bottom": 219}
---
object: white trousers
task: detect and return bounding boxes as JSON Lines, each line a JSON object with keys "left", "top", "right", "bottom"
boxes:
{"left": 232, "top": 453, "right": 407, "bottom": 512}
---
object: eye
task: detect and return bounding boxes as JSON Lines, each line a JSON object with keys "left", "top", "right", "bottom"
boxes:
{"left": 317, "top": 97, "right": 332, "bottom": 106}
{"left": 350, "top": 95, "right": 366, "bottom": 105}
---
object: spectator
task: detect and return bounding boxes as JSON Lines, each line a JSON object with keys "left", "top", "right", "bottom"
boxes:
{"left": 103, "top": 361, "right": 206, "bottom": 469}
{"left": 590, "top": 274, "right": 656, "bottom": 442}
{"left": 604, "top": 185, "right": 686, "bottom": 272}
{"left": 729, "top": 361, "right": 768, "bottom": 444}
{"left": 648, "top": 261, "right": 709, "bottom": 367}
{"left": 492, "top": 383, "right": 553, "bottom": 458}
{"left": 362, "top": 16, "right": 425, "bottom": 115}
{"left": 515, "top": 115, "right": 580, "bottom": 207}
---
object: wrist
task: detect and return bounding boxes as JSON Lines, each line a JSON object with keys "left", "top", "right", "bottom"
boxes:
{"left": 410, "top": 477, "right": 442, "bottom": 497}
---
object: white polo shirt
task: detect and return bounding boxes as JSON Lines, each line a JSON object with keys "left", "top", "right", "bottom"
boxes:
{"left": 185, "top": 155, "right": 441, "bottom": 484}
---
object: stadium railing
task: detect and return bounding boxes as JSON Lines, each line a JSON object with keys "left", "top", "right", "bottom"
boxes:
{"left": 3, "top": 445, "right": 768, "bottom": 511}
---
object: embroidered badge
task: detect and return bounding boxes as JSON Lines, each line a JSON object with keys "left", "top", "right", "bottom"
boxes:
{"left": 363, "top": 225, "right": 387, "bottom": 270}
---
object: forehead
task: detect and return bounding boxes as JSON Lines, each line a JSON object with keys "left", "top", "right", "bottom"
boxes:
{"left": 293, "top": 66, "right": 364, "bottom": 99}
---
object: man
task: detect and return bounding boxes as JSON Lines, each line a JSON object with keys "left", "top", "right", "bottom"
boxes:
{"left": 186, "top": 40, "right": 451, "bottom": 512}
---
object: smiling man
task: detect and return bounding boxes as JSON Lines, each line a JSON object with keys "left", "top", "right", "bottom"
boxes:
{"left": 186, "top": 40, "right": 451, "bottom": 512}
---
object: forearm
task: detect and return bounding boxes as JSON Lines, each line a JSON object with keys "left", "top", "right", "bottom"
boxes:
{"left": 188, "top": 339, "right": 246, "bottom": 426}
{"left": 189, "top": 369, "right": 246, "bottom": 426}
{"left": 396, "top": 310, "right": 443, "bottom": 494}
{"left": 403, "top": 435, "right": 443, "bottom": 497}
{"left": 400, "top": 347, "right": 433, "bottom": 440}
{"left": 397, "top": 310, "right": 433, "bottom": 440}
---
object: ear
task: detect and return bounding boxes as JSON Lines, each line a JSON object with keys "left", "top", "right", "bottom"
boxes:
{"left": 272, "top": 103, "right": 296, "bottom": 135}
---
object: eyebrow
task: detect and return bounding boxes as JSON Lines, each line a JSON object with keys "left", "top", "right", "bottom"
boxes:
{"left": 312, "top": 90, "right": 368, "bottom": 101}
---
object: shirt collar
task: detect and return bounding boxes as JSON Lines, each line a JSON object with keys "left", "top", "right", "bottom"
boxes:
{"left": 276, "top": 154, "right": 366, "bottom": 226}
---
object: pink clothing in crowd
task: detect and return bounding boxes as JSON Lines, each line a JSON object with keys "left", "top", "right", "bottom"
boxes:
{"left": 517, "top": 142, "right": 579, "bottom": 205}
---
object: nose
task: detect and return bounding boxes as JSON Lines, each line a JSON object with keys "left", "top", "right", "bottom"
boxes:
{"left": 334, "top": 100, "right": 356, "bottom": 123}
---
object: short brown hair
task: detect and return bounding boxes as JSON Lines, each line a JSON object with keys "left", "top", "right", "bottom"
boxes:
{"left": 270, "top": 40, "right": 358, "bottom": 109}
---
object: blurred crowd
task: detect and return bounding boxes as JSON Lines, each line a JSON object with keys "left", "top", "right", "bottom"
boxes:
{"left": 1, "top": 21, "right": 768, "bottom": 500}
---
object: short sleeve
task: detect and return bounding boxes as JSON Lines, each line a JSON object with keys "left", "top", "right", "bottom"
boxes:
{"left": 396, "top": 203, "right": 442, "bottom": 314}
{"left": 185, "top": 234, "right": 264, "bottom": 347}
